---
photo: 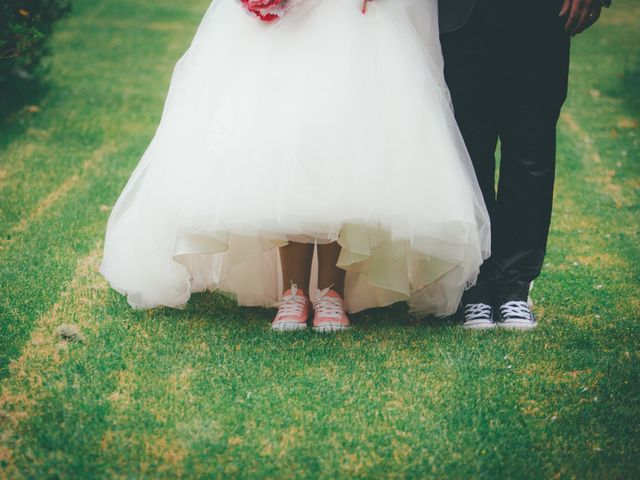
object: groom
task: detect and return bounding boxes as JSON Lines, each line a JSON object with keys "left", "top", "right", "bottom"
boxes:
{"left": 439, "top": 0, "right": 609, "bottom": 329}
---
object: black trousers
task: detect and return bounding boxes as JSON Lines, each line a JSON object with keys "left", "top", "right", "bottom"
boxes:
{"left": 440, "top": 0, "right": 571, "bottom": 304}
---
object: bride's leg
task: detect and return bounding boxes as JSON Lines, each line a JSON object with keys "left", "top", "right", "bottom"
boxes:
{"left": 279, "top": 241, "right": 314, "bottom": 293}
{"left": 272, "top": 241, "right": 314, "bottom": 331}
{"left": 317, "top": 242, "right": 346, "bottom": 296}
{"left": 313, "top": 241, "right": 350, "bottom": 332}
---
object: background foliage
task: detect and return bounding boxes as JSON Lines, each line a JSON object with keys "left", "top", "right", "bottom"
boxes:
{"left": 0, "top": 0, "right": 71, "bottom": 115}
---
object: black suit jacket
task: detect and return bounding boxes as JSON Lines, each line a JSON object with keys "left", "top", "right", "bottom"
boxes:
{"left": 438, "top": 0, "right": 612, "bottom": 34}
{"left": 438, "top": 0, "right": 476, "bottom": 34}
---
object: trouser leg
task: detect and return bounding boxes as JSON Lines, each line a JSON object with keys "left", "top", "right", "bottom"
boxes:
{"left": 492, "top": 16, "right": 571, "bottom": 303}
{"left": 441, "top": 12, "right": 499, "bottom": 304}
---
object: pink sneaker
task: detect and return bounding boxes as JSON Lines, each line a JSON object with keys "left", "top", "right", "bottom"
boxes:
{"left": 313, "top": 287, "right": 351, "bottom": 332}
{"left": 271, "top": 283, "right": 310, "bottom": 331}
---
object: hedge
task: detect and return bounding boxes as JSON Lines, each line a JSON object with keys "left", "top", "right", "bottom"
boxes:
{"left": 0, "top": 0, "right": 72, "bottom": 82}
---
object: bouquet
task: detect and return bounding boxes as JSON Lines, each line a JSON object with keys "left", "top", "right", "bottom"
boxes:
{"left": 237, "top": 0, "right": 290, "bottom": 22}
{"left": 237, "top": 0, "right": 372, "bottom": 23}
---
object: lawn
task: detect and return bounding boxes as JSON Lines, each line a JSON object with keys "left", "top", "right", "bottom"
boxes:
{"left": 1, "top": 0, "right": 639, "bottom": 478}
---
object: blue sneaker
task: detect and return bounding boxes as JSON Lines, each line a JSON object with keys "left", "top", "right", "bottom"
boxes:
{"left": 497, "top": 300, "right": 537, "bottom": 330}
{"left": 462, "top": 303, "right": 496, "bottom": 330}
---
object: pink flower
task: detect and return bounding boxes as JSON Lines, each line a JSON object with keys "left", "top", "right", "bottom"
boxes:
{"left": 237, "top": 0, "right": 372, "bottom": 23}
{"left": 238, "top": 0, "right": 288, "bottom": 22}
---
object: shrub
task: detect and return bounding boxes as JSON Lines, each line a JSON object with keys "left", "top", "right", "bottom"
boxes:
{"left": 0, "top": 0, "right": 72, "bottom": 82}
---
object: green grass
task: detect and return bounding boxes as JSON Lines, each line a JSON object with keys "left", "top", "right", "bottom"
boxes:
{"left": 1, "top": 0, "right": 639, "bottom": 477}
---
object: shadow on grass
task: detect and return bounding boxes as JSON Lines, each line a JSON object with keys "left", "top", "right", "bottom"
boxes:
{"left": 606, "top": 48, "right": 640, "bottom": 118}
{"left": 0, "top": 75, "right": 51, "bottom": 149}
{"left": 122, "top": 290, "right": 460, "bottom": 339}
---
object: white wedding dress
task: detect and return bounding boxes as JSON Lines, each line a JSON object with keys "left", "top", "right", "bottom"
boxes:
{"left": 99, "top": 0, "right": 491, "bottom": 316}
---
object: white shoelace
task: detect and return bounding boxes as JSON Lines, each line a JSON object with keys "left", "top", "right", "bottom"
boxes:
{"left": 500, "top": 301, "right": 532, "bottom": 321}
{"left": 464, "top": 303, "right": 492, "bottom": 322}
{"left": 277, "top": 283, "right": 306, "bottom": 317}
{"left": 314, "top": 286, "right": 345, "bottom": 319}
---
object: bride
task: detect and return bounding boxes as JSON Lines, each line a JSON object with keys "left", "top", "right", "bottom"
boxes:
{"left": 99, "top": 0, "right": 490, "bottom": 332}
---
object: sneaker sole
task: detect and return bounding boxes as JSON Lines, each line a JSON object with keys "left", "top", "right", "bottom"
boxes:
{"left": 313, "top": 324, "right": 350, "bottom": 333}
{"left": 463, "top": 322, "right": 497, "bottom": 330}
{"left": 271, "top": 321, "right": 308, "bottom": 331}
{"left": 497, "top": 322, "right": 537, "bottom": 330}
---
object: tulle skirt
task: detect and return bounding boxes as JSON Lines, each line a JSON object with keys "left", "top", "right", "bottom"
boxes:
{"left": 99, "top": 0, "right": 491, "bottom": 316}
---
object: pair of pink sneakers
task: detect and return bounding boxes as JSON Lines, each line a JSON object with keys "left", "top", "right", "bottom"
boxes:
{"left": 271, "top": 283, "right": 350, "bottom": 332}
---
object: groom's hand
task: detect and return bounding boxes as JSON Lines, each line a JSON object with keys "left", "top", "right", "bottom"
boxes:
{"left": 559, "top": 0, "right": 603, "bottom": 36}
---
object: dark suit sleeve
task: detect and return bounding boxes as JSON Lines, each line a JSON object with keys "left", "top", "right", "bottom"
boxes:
{"left": 601, "top": 0, "right": 611, "bottom": 7}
